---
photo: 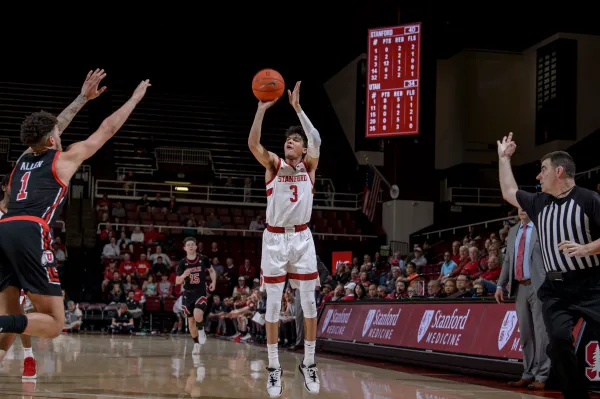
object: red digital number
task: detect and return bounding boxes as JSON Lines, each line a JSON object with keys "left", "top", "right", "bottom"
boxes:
{"left": 17, "top": 171, "right": 31, "bottom": 201}
{"left": 190, "top": 273, "right": 200, "bottom": 284}
{"left": 290, "top": 185, "right": 298, "bottom": 203}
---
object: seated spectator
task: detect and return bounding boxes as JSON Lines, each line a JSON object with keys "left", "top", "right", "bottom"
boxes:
{"left": 102, "top": 261, "right": 119, "bottom": 292}
{"left": 341, "top": 282, "right": 356, "bottom": 300}
{"left": 148, "top": 245, "right": 170, "bottom": 266}
{"left": 126, "top": 291, "right": 143, "bottom": 317}
{"left": 152, "top": 257, "right": 169, "bottom": 278}
{"left": 120, "top": 254, "right": 136, "bottom": 277}
{"left": 144, "top": 225, "right": 165, "bottom": 244}
{"left": 151, "top": 193, "right": 165, "bottom": 213}
{"left": 472, "top": 282, "right": 488, "bottom": 298}
{"left": 207, "top": 295, "right": 227, "bottom": 334}
{"left": 385, "top": 267, "right": 402, "bottom": 292}
{"left": 131, "top": 282, "right": 144, "bottom": 302}
{"left": 317, "top": 284, "right": 332, "bottom": 307}
{"left": 238, "top": 259, "right": 256, "bottom": 282}
{"left": 249, "top": 215, "right": 265, "bottom": 231}
{"left": 206, "top": 212, "right": 222, "bottom": 229}
{"left": 411, "top": 247, "right": 427, "bottom": 270}
{"left": 208, "top": 242, "right": 221, "bottom": 260}
{"left": 158, "top": 274, "right": 173, "bottom": 298}
{"left": 136, "top": 254, "right": 151, "bottom": 279}
{"left": 405, "top": 262, "right": 420, "bottom": 286}
{"left": 131, "top": 226, "right": 145, "bottom": 243}
{"left": 211, "top": 257, "right": 224, "bottom": 277}
{"left": 183, "top": 219, "right": 198, "bottom": 236}
{"left": 122, "top": 274, "right": 134, "bottom": 292}
{"left": 387, "top": 280, "right": 407, "bottom": 299}
{"left": 358, "top": 271, "right": 371, "bottom": 288}
{"left": 137, "top": 194, "right": 151, "bottom": 212}
{"left": 444, "top": 278, "right": 458, "bottom": 296}
{"left": 354, "top": 284, "right": 367, "bottom": 300}
{"left": 460, "top": 247, "right": 482, "bottom": 278}
{"left": 108, "top": 284, "right": 125, "bottom": 304}
{"left": 166, "top": 196, "right": 178, "bottom": 213}
{"left": 109, "top": 304, "right": 135, "bottom": 334}
{"left": 233, "top": 277, "right": 250, "bottom": 296}
{"left": 478, "top": 255, "right": 501, "bottom": 282}
{"left": 96, "top": 193, "right": 111, "bottom": 212}
{"left": 112, "top": 201, "right": 126, "bottom": 220}
{"left": 117, "top": 231, "right": 131, "bottom": 248}
{"left": 438, "top": 252, "right": 457, "bottom": 280}
{"left": 427, "top": 280, "right": 445, "bottom": 298}
{"left": 64, "top": 301, "right": 83, "bottom": 332}
{"left": 102, "top": 237, "right": 120, "bottom": 260}
{"left": 376, "top": 285, "right": 388, "bottom": 299}
{"left": 448, "top": 274, "right": 472, "bottom": 298}
{"left": 142, "top": 275, "right": 158, "bottom": 296}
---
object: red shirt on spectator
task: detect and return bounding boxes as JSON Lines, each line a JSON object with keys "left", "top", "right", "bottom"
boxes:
{"left": 144, "top": 230, "right": 165, "bottom": 243}
{"left": 136, "top": 261, "right": 150, "bottom": 277}
{"left": 104, "top": 266, "right": 118, "bottom": 281}
{"left": 479, "top": 267, "right": 501, "bottom": 282}
{"left": 239, "top": 264, "right": 257, "bottom": 281}
{"left": 451, "top": 254, "right": 460, "bottom": 265}
{"left": 120, "top": 261, "right": 136, "bottom": 276}
{"left": 132, "top": 288, "right": 144, "bottom": 301}
{"left": 461, "top": 261, "right": 480, "bottom": 277}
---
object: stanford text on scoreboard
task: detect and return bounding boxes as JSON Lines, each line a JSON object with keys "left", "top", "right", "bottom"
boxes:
{"left": 366, "top": 23, "right": 421, "bottom": 138}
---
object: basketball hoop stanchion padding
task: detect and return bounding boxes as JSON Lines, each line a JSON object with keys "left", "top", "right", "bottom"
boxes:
{"left": 574, "top": 320, "right": 600, "bottom": 393}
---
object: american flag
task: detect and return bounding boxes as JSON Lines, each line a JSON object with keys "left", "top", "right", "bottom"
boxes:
{"left": 362, "top": 170, "right": 381, "bottom": 222}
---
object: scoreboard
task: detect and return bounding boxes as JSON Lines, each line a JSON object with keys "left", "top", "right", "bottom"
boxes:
{"left": 366, "top": 23, "right": 421, "bottom": 138}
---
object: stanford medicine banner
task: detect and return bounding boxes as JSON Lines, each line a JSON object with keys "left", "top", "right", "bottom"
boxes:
{"left": 318, "top": 302, "right": 526, "bottom": 360}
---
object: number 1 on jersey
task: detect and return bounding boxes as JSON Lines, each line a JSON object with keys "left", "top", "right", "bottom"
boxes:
{"left": 17, "top": 171, "right": 31, "bottom": 201}
{"left": 290, "top": 185, "right": 298, "bottom": 203}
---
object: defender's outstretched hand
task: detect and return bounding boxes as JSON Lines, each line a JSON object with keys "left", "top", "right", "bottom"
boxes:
{"left": 81, "top": 69, "right": 107, "bottom": 100}
{"left": 132, "top": 80, "right": 151, "bottom": 102}
{"left": 497, "top": 132, "right": 517, "bottom": 159}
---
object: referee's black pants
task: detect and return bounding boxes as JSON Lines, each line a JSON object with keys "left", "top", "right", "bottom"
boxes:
{"left": 538, "top": 269, "right": 600, "bottom": 399}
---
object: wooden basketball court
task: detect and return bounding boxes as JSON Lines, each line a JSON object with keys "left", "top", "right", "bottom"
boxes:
{"left": 0, "top": 334, "right": 582, "bottom": 398}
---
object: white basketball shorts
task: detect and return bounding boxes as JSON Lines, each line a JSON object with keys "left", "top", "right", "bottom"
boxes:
{"left": 260, "top": 227, "right": 319, "bottom": 292}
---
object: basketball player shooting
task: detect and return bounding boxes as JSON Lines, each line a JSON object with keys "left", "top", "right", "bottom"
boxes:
{"left": 248, "top": 81, "right": 321, "bottom": 397}
{"left": 0, "top": 70, "right": 150, "bottom": 351}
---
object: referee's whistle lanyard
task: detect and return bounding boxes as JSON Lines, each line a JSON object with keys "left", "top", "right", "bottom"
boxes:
{"left": 553, "top": 186, "right": 575, "bottom": 200}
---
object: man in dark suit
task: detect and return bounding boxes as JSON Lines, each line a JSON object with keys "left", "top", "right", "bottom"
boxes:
{"left": 495, "top": 208, "right": 550, "bottom": 390}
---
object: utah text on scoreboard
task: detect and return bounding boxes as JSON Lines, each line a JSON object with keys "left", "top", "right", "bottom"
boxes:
{"left": 366, "top": 23, "right": 421, "bottom": 138}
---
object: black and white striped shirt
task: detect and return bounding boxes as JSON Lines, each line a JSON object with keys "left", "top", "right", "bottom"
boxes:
{"left": 516, "top": 186, "right": 600, "bottom": 273}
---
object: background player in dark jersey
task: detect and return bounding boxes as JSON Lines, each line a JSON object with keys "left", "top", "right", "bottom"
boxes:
{"left": 176, "top": 237, "right": 216, "bottom": 355}
{"left": 0, "top": 70, "right": 150, "bottom": 352}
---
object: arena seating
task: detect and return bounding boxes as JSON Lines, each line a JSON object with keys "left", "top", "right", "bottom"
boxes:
{"left": 110, "top": 89, "right": 293, "bottom": 177}
{"left": 0, "top": 82, "right": 90, "bottom": 164}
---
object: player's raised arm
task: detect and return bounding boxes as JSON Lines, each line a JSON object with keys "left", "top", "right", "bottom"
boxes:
{"left": 288, "top": 81, "right": 320, "bottom": 171}
{"left": 56, "top": 69, "right": 107, "bottom": 135}
{"left": 248, "top": 100, "right": 279, "bottom": 170}
{"left": 57, "top": 79, "right": 151, "bottom": 183}
{"left": 497, "top": 132, "right": 519, "bottom": 208}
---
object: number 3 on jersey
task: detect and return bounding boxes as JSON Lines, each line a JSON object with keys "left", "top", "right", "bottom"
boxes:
{"left": 290, "top": 185, "right": 298, "bottom": 203}
{"left": 17, "top": 171, "right": 31, "bottom": 201}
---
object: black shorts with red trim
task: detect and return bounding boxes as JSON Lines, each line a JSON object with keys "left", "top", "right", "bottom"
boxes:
{"left": 181, "top": 290, "right": 208, "bottom": 316}
{"left": 0, "top": 216, "right": 62, "bottom": 296}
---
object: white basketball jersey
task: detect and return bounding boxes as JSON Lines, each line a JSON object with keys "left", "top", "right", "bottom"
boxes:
{"left": 265, "top": 158, "right": 314, "bottom": 227}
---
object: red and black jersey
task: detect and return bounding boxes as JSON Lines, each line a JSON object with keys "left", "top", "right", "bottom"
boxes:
{"left": 5, "top": 149, "right": 68, "bottom": 226}
{"left": 176, "top": 255, "right": 211, "bottom": 292}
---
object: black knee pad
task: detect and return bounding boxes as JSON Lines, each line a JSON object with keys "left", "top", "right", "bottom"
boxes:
{"left": 197, "top": 302, "right": 207, "bottom": 312}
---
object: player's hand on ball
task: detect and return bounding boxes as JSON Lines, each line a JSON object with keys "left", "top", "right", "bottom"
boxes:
{"left": 81, "top": 68, "right": 107, "bottom": 100}
{"left": 288, "top": 81, "right": 301, "bottom": 112}
{"left": 257, "top": 97, "right": 278, "bottom": 111}
{"left": 497, "top": 132, "right": 517, "bottom": 159}
{"left": 131, "top": 79, "right": 151, "bottom": 102}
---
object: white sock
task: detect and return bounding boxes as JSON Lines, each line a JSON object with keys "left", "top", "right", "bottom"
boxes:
{"left": 303, "top": 341, "right": 316, "bottom": 367}
{"left": 267, "top": 344, "right": 280, "bottom": 369}
{"left": 24, "top": 347, "right": 33, "bottom": 359}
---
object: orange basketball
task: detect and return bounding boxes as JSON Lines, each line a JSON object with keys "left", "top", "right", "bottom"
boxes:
{"left": 252, "top": 69, "right": 285, "bottom": 102}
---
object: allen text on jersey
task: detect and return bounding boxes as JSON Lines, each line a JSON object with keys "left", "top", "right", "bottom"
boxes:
{"left": 20, "top": 161, "right": 44, "bottom": 171}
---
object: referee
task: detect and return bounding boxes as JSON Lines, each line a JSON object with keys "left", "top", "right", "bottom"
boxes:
{"left": 498, "top": 133, "right": 600, "bottom": 399}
